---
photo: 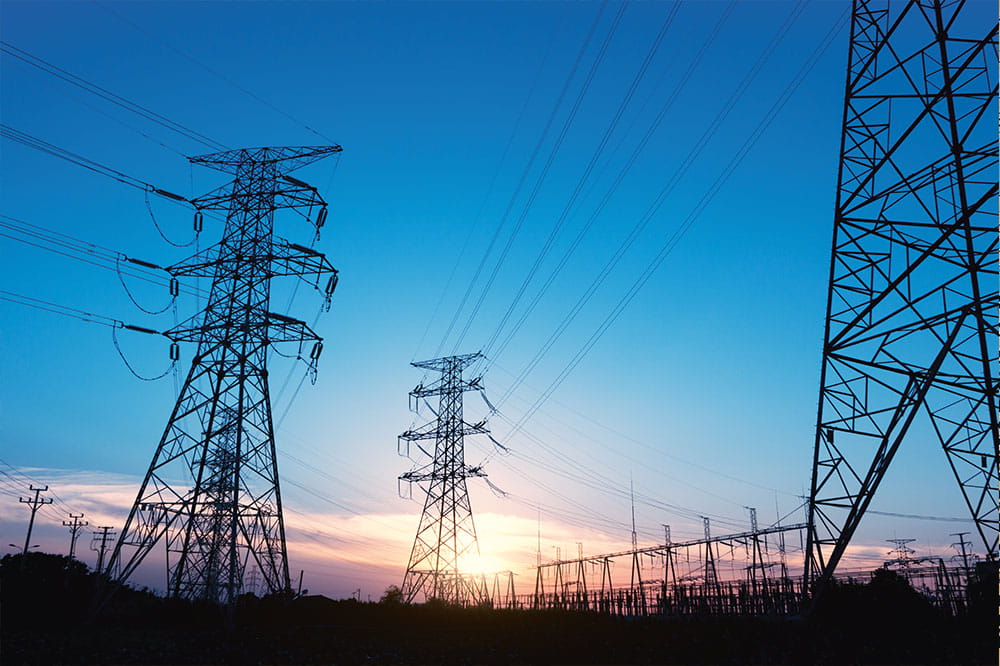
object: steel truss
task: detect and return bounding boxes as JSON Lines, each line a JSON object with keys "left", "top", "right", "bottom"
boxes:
{"left": 535, "top": 523, "right": 807, "bottom": 616}
{"left": 805, "top": 0, "right": 998, "bottom": 597}
{"left": 105, "top": 146, "right": 342, "bottom": 605}
{"left": 398, "top": 352, "right": 491, "bottom": 604}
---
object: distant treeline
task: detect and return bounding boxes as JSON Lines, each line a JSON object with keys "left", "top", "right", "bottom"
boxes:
{"left": 1, "top": 552, "right": 996, "bottom": 665}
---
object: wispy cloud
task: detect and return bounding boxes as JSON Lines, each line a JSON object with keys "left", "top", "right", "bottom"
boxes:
{"left": 1, "top": 465, "right": 929, "bottom": 600}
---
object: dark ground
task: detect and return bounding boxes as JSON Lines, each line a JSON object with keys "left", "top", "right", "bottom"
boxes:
{"left": 2, "top": 553, "right": 996, "bottom": 665}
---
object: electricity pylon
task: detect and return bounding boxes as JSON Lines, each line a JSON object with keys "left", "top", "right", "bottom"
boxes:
{"left": 805, "top": 0, "right": 998, "bottom": 599}
{"left": 105, "top": 146, "right": 342, "bottom": 605}
{"left": 398, "top": 352, "right": 491, "bottom": 604}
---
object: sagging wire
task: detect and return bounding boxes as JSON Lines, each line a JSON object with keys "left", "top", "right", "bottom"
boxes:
{"left": 487, "top": 434, "right": 510, "bottom": 455}
{"left": 111, "top": 323, "right": 178, "bottom": 382}
{"left": 170, "top": 297, "right": 181, "bottom": 397}
{"left": 396, "top": 430, "right": 433, "bottom": 463}
{"left": 277, "top": 234, "right": 338, "bottom": 315}
{"left": 1, "top": 289, "right": 180, "bottom": 386}
{"left": 481, "top": 389, "right": 499, "bottom": 415}
{"left": 115, "top": 253, "right": 177, "bottom": 315}
{"left": 485, "top": 478, "right": 509, "bottom": 499}
{"left": 145, "top": 190, "right": 200, "bottom": 248}
{"left": 273, "top": 340, "right": 323, "bottom": 430}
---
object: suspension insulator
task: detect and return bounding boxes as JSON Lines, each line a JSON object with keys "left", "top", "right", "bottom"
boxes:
{"left": 169, "top": 278, "right": 179, "bottom": 298}
{"left": 169, "top": 343, "right": 180, "bottom": 361}
{"left": 316, "top": 207, "right": 328, "bottom": 229}
{"left": 193, "top": 211, "right": 204, "bottom": 233}
{"left": 325, "top": 273, "right": 339, "bottom": 296}
{"left": 310, "top": 341, "right": 323, "bottom": 360}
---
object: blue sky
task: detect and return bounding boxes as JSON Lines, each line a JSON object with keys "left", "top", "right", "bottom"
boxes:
{"left": 0, "top": 0, "right": 990, "bottom": 598}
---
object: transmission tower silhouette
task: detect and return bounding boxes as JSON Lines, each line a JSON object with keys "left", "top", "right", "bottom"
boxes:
{"left": 105, "top": 145, "right": 342, "bottom": 605}
{"left": 398, "top": 352, "right": 491, "bottom": 603}
{"left": 805, "top": 0, "right": 998, "bottom": 598}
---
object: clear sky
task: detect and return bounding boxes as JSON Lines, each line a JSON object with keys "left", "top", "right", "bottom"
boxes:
{"left": 0, "top": 0, "right": 991, "bottom": 599}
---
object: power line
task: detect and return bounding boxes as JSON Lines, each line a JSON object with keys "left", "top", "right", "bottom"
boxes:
{"left": 492, "top": 421, "right": 747, "bottom": 532}
{"left": 450, "top": 8, "right": 848, "bottom": 546}
{"left": 0, "top": 289, "right": 124, "bottom": 328}
{"left": 0, "top": 214, "right": 208, "bottom": 300}
{"left": 498, "top": 7, "right": 849, "bottom": 427}
{"left": 423, "top": 2, "right": 810, "bottom": 537}
{"left": 0, "top": 460, "right": 84, "bottom": 519}
{"left": 0, "top": 287, "right": 177, "bottom": 381}
{"left": 492, "top": 397, "right": 774, "bottom": 512}
{"left": 412, "top": 10, "right": 566, "bottom": 362}
{"left": 0, "top": 41, "right": 227, "bottom": 151}
{"left": 488, "top": 360, "right": 799, "bottom": 498}
{"left": 434, "top": 0, "right": 612, "bottom": 357}
{"left": 479, "top": 0, "right": 687, "bottom": 363}
{"left": 90, "top": 0, "right": 335, "bottom": 143}
{"left": 449, "top": 0, "right": 631, "bottom": 355}
{"left": 489, "top": 0, "right": 760, "bottom": 402}
{"left": 482, "top": 0, "right": 804, "bottom": 370}
{"left": 0, "top": 124, "right": 193, "bottom": 202}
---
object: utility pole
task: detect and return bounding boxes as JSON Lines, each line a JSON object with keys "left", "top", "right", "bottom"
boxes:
{"left": 92, "top": 526, "right": 116, "bottom": 574}
{"left": 63, "top": 513, "right": 88, "bottom": 559}
{"left": 553, "top": 546, "right": 564, "bottom": 606}
{"left": 628, "top": 477, "right": 644, "bottom": 614}
{"left": 702, "top": 516, "right": 719, "bottom": 612}
{"left": 533, "top": 510, "right": 545, "bottom": 607}
{"left": 575, "top": 541, "right": 587, "bottom": 605}
{"left": 18, "top": 485, "right": 52, "bottom": 557}
{"left": 745, "top": 506, "right": 766, "bottom": 598}
{"left": 950, "top": 532, "right": 972, "bottom": 571}
{"left": 804, "top": 0, "right": 999, "bottom": 605}
{"left": 104, "top": 145, "right": 342, "bottom": 606}
{"left": 398, "top": 352, "right": 493, "bottom": 604}
{"left": 662, "top": 523, "right": 676, "bottom": 593}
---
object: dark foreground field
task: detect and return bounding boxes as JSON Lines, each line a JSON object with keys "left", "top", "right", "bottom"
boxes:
{"left": 2, "top": 553, "right": 996, "bottom": 665}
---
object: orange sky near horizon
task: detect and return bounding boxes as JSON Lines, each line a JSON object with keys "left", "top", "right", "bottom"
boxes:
{"left": 0, "top": 465, "right": 974, "bottom": 601}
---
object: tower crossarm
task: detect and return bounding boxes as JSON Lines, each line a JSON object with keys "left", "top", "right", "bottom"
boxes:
{"left": 399, "top": 419, "right": 489, "bottom": 441}
{"left": 166, "top": 242, "right": 337, "bottom": 281}
{"left": 190, "top": 145, "right": 342, "bottom": 174}
{"left": 410, "top": 376, "right": 483, "bottom": 399}
{"left": 412, "top": 351, "right": 481, "bottom": 372}
{"left": 164, "top": 311, "right": 320, "bottom": 344}
{"left": 269, "top": 242, "right": 337, "bottom": 279}
{"left": 400, "top": 465, "right": 487, "bottom": 483}
{"left": 190, "top": 179, "right": 329, "bottom": 213}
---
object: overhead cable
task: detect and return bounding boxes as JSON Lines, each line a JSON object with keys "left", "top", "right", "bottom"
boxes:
{"left": 0, "top": 40, "right": 227, "bottom": 151}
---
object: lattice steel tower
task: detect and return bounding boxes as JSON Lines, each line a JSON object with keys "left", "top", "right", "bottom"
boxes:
{"left": 398, "top": 352, "right": 490, "bottom": 603}
{"left": 805, "top": 0, "right": 998, "bottom": 595}
{"left": 105, "top": 146, "right": 342, "bottom": 605}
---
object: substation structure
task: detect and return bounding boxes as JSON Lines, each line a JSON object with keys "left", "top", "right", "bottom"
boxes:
{"left": 104, "top": 146, "right": 341, "bottom": 606}
{"left": 525, "top": 522, "right": 981, "bottom": 617}
{"left": 528, "top": 521, "right": 803, "bottom": 616}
